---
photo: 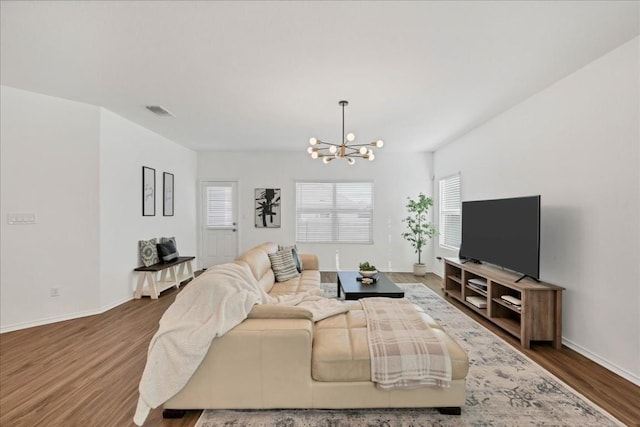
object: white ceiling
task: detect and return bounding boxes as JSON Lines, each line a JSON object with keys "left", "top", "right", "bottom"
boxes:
{"left": 1, "top": 1, "right": 638, "bottom": 153}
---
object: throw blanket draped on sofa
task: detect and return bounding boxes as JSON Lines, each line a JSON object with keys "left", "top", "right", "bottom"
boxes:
{"left": 134, "top": 263, "right": 348, "bottom": 426}
{"left": 361, "top": 297, "right": 452, "bottom": 390}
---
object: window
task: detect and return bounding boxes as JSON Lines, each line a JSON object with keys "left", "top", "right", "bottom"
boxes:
{"left": 296, "top": 182, "right": 374, "bottom": 244}
{"left": 205, "top": 184, "right": 234, "bottom": 228}
{"left": 439, "top": 174, "right": 461, "bottom": 250}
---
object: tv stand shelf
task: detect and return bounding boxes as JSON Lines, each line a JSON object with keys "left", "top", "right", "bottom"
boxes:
{"left": 443, "top": 257, "right": 564, "bottom": 349}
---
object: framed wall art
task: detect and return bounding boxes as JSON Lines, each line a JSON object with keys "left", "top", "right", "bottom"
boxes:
{"left": 163, "top": 172, "right": 174, "bottom": 216}
{"left": 255, "top": 188, "right": 281, "bottom": 228}
{"left": 142, "top": 166, "right": 155, "bottom": 216}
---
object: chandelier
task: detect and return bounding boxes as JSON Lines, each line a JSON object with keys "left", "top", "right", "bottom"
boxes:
{"left": 307, "top": 100, "right": 384, "bottom": 164}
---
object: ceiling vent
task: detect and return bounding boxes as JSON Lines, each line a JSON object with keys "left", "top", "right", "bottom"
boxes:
{"left": 145, "top": 105, "right": 175, "bottom": 117}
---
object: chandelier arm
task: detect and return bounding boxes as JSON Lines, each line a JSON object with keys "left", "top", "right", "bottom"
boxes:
{"left": 344, "top": 142, "right": 376, "bottom": 147}
{"left": 315, "top": 141, "right": 342, "bottom": 147}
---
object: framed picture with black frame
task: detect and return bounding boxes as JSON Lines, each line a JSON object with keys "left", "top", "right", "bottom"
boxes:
{"left": 142, "top": 166, "right": 155, "bottom": 216}
{"left": 255, "top": 188, "right": 281, "bottom": 228}
{"left": 163, "top": 172, "right": 174, "bottom": 216}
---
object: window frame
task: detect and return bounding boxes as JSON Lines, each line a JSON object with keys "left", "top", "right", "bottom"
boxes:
{"left": 438, "top": 174, "right": 462, "bottom": 251}
{"left": 295, "top": 181, "right": 374, "bottom": 244}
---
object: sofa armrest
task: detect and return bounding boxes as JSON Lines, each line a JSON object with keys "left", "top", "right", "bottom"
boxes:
{"left": 247, "top": 304, "right": 313, "bottom": 320}
{"left": 165, "top": 318, "right": 314, "bottom": 409}
{"left": 299, "top": 253, "right": 319, "bottom": 271}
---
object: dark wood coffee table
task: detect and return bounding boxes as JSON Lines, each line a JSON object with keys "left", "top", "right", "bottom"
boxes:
{"left": 336, "top": 271, "right": 405, "bottom": 300}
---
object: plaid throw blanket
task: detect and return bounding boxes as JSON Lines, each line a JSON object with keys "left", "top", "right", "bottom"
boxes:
{"left": 361, "top": 297, "right": 452, "bottom": 390}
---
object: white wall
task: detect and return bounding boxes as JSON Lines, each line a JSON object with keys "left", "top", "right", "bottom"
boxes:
{"left": 0, "top": 86, "right": 198, "bottom": 332}
{"left": 1, "top": 86, "right": 101, "bottom": 330}
{"left": 433, "top": 38, "right": 640, "bottom": 384}
{"left": 99, "top": 109, "right": 197, "bottom": 309}
{"left": 197, "top": 151, "right": 434, "bottom": 273}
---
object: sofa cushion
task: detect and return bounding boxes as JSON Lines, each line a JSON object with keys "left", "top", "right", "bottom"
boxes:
{"left": 269, "top": 270, "right": 321, "bottom": 297}
{"left": 268, "top": 249, "right": 300, "bottom": 282}
{"left": 235, "top": 247, "right": 275, "bottom": 293}
{"left": 312, "top": 302, "right": 469, "bottom": 382}
{"left": 247, "top": 304, "right": 313, "bottom": 320}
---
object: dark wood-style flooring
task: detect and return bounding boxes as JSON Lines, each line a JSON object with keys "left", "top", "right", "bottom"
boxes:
{"left": 0, "top": 272, "right": 638, "bottom": 426}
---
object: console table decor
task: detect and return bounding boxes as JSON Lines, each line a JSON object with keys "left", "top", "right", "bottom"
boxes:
{"left": 134, "top": 256, "right": 195, "bottom": 299}
{"left": 443, "top": 257, "right": 564, "bottom": 349}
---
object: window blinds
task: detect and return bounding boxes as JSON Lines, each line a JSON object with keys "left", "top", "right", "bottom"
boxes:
{"left": 439, "top": 174, "right": 461, "bottom": 250}
{"left": 206, "top": 185, "right": 234, "bottom": 228}
{"left": 296, "top": 182, "right": 373, "bottom": 243}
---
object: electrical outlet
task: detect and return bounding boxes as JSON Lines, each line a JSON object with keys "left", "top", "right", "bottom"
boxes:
{"left": 50, "top": 288, "right": 60, "bottom": 297}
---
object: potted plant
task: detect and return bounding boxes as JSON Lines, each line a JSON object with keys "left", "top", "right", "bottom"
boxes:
{"left": 358, "top": 261, "right": 377, "bottom": 278}
{"left": 401, "top": 193, "right": 436, "bottom": 276}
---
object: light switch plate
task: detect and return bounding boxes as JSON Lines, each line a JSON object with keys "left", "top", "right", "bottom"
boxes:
{"left": 7, "top": 213, "right": 36, "bottom": 225}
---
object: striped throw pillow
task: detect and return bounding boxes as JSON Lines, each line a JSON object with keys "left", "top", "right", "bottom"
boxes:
{"left": 278, "top": 244, "right": 304, "bottom": 272}
{"left": 268, "top": 249, "right": 300, "bottom": 282}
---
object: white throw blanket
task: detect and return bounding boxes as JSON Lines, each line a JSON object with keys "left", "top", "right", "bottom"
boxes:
{"left": 133, "top": 263, "right": 348, "bottom": 425}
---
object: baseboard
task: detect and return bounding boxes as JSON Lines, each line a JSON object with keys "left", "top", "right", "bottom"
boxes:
{"left": 0, "top": 295, "right": 134, "bottom": 334}
{"left": 562, "top": 338, "right": 640, "bottom": 386}
{"left": 430, "top": 270, "right": 639, "bottom": 387}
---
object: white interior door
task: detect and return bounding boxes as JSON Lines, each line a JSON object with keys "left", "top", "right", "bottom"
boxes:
{"left": 201, "top": 181, "right": 238, "bottom": 268}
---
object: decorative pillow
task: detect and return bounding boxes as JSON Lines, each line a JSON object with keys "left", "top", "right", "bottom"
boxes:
{"left": 157, "top": 240, "right": 178, "bottom": 263}
{"left": 139, "top": 238, "right": 159, "bottom": 267}
{"left": 268, "top": 249, "right": 300, "bottom": 282}
{"left": 278, "top": 244, "right": 304, "bottom": 273}
{"left": 160, "top": 237, "right": 179, "bottom": 256}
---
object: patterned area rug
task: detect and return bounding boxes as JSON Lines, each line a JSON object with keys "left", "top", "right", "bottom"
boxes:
{"left": 195, "top": 283, "right": 622, "bottom": 427}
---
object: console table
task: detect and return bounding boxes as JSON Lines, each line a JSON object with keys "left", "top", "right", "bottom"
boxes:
{"left": 134, "top": 256, "right": 195, "bottom": 299}
{"left": 442, "top": 257, "right": 564, "bottom": 349}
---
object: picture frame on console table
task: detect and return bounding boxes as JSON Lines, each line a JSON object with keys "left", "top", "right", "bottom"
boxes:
{"left": 142, "top": 166, "right": 155, "bottom": 216}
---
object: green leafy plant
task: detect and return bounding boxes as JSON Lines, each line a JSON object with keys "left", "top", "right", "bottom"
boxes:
{"left": 401, "top": 193, "right": 436, "bottom": 265}
{"left": 359, "top": 261, "right": 377, "bottom": 271}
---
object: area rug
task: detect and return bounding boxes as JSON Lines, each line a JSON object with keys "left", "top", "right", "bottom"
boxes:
{"left": 195, "top": 283, "right": 622, "bottom": 427}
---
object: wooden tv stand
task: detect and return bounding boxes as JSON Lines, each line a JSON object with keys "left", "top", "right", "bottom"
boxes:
{"left": 442, "top": 257, "right": 564, "bottom": 349}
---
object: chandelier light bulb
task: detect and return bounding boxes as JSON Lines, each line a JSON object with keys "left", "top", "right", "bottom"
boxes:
{"left": 368, "top": 153, "right": 375, "bottom": 161}
{"left": 309, "top": 137, "right": 318, "bottom": 145}
{"left": 346, "top": 132, "right": 355, "bottom": 142}
{"left": 311, "top": 151, "right": 319, "bottom": 159}
{"left": 307, "top": 147, "right": 314, "bottom": 154}
{"left": 329, "top": 145, "right": 337, "bottom": 154}
{"left": 348, "top": 157, "right": 356, "bottom": 165}
{"left": 323, "top": 157, "right": 331, "bottom": 164}
{"left": 359, "top": 146, "right": 368, "bottom": 155}
{"left": 375, "top": 140, "right": 384, "bottom": 148}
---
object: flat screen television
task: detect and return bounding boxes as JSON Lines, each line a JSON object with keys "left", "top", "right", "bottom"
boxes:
{"left": 459, "top": 195, "right": 540, "bottom": 281}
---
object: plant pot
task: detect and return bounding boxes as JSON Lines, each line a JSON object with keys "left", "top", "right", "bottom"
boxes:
{"left": 413, "top": 263, "right": 428, "bottom": 277}
{"left": 359, "top": 270, "right": 378, "bottom": 278}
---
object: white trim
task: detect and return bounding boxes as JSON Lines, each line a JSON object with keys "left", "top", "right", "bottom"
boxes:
{"left": 0, "top": 295, "right": 134, "bottom": 334}
{"left": 431, "top": 270, "right": 640, "bottom": 387}
{"left": 406, "top": 282, "right": 625, "bottom": 426}
{"left": 562, "top": 338, "right": 640, "bottom": 387}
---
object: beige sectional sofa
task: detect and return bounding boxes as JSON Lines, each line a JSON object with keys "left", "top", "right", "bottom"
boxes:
{"left": 163, "top": 242, "right": 469, "bottom": 416}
